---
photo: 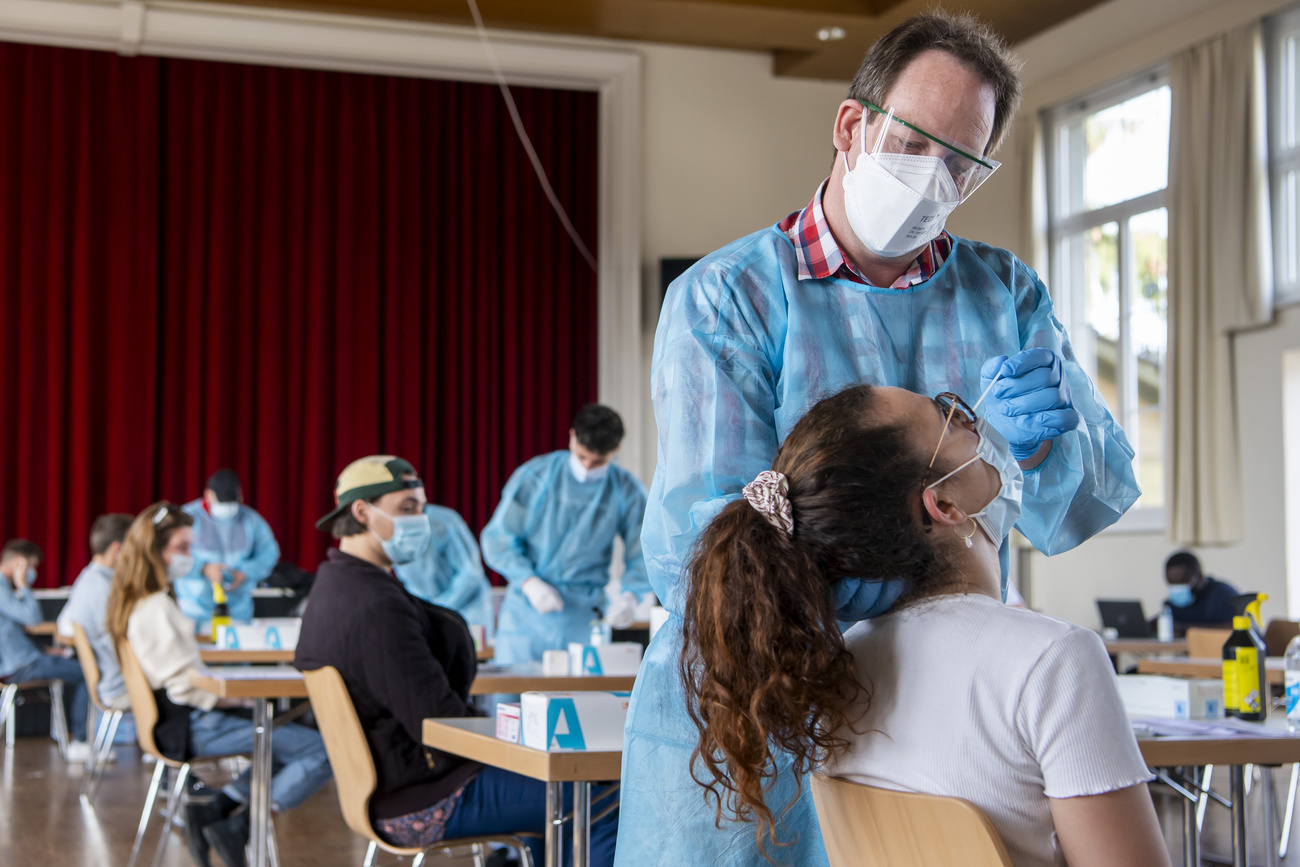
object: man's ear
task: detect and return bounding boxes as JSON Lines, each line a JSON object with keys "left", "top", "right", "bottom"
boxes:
{"left": 921, "top": 486, "right": 968, "bottom": 528}
{"left": 351, "top": 500, "right": 368, "bottom": 526}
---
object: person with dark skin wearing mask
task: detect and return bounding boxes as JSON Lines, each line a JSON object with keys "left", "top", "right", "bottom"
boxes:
{"left": 1162, "top": 550, "right": 1238, "bottom": 629}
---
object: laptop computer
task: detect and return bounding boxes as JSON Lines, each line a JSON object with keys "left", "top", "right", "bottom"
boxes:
{"left": 1097, "top": 599, "right": 1152, "bottom": 638}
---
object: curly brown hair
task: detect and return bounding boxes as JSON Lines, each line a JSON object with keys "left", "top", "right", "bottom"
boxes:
{"left": 680, "top": 384, "right": 952, "bottom": 857}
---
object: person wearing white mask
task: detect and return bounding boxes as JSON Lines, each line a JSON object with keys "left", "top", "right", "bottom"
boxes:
{"left": 678, "top": 385, "right": 1168, "bottom": 867}
{"left": 481, "top": 404, "right": 651, "bottom": 665}
{"left": 0, "top": 538, "right": 92, "bottom": 762}
{"left": 621, "top": 11, "right": 1141, "bottom": 866}
{"left": 106, "top": 502, "right": 331, "bottom": 867}
{"left": 176, "top": 469, "right": 281, "bottom": 628}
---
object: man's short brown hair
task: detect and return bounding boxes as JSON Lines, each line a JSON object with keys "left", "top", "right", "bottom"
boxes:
{"left": 1, "top": 539, "right": 43, "bottom": 562}
{"left": 89, "top": 513, "right": 134, "bottom": 556}
{"left": 849, "top": 11, "right": 1023, "bottom": 156}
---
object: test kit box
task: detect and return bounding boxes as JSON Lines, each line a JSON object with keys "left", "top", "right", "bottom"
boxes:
{"left": 495, "top": 702, "right": 521, "bottom": 744}
{"left": 216, "top": 618, "right": 300, "bottom": 650}
{"left": 520, "top": 691, "right": 631, "bottom": 751}
{"left": 1116, "top": 675, "right": 1224, "bottom": 720}
{"left": 565, "top": 642, "right": 643, "bottom": 676}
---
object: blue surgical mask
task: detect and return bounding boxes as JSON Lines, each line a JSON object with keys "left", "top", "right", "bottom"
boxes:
{"left": 925, "top": 417, "right": 1023, "bottom": 550}
{"left": 369, "top": 506, "right": 432, "bottom": 565}
{"left": 1168, "top": 584, "right": 1195, "bottom": 608}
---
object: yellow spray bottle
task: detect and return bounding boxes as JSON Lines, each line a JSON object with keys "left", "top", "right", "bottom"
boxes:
{"left": 1223, "top": 593, "right": 1268, "bottom": 721}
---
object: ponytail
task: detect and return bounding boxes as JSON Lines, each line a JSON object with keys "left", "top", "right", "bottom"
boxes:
{"left": 680, "top": 498, "right": 863, "bottom": 856}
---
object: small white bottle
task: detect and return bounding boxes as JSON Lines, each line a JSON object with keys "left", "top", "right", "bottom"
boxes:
{"left": 1286, "top": 633, "right": 1300, "bottom": 732}
{"left": 589, "top": 607, "right": 610, "bottom": 646}
{"left": 1156, "top": 605, "right": 1174, "bottom": 643}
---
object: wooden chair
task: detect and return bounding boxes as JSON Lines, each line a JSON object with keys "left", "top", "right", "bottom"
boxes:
{"left": 70, "top": 622, "right": 125, "bottom": 800}
{"left": 117, "top": 638, "right": 249, "bottom": 867}
{"left": 302, "top": 665, "right": 535, "bottom": 866}
{"left": 0, "top": 675, "right": 69, "bottom": 758}
{"left": 1186, "top": 627, "right": 1233, "bottom": 658}
{"left": 810, "top": 773, "right": 1013, "bottom": 867}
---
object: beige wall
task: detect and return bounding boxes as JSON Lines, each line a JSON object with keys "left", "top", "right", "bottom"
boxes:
{"left": 636, "top": 42, "right": 850, "bottom": 482}
{"left": 949, "top": 0, "right": 1300, "bottom": 627}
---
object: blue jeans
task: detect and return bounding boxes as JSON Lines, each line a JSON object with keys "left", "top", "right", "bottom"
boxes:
{"left": 444, "top": 767, "right": 619, "bottom": 867}
{"left": 188, "top": 708, "right": 333, "bottom": 811}
{"left": 10, "top": 655, "right": 88, "bottom": 742}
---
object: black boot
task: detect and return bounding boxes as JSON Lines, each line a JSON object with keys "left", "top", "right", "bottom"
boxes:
{"left": 202, "top": 808, "right": 250, "bottom": 867}
{"left": 182, "top": 799, "right": 223, "bottom": 867}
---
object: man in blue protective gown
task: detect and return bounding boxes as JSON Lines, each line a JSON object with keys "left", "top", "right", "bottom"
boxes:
{"left": 616, "top": 12, "right": 1141, "bottom": 867}
{"left": 481, "top": 405, "right": 651, "bottom": 665}
{"left": 176, "top": 469, "right": 281, "bottom": 627}
{"left": 393, "top": 504, "right": 496, "bottom": 641}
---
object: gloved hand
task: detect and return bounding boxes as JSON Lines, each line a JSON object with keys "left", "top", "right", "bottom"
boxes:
{"left": 605, "top": 591, "right": 640, "bottom": 629}
{"left": 832, "top": 577, "right": 906, "bottom": 622}
{"left": 979, "top": 348, "right": 1081, "bottom": 461}
{"left": 521, "top": 576, "right": 565, "bottom": 614}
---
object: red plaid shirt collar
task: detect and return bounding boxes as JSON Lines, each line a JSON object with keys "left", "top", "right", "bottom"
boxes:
{"left": 779, "top": 179, "right": 951, "bottom": 288}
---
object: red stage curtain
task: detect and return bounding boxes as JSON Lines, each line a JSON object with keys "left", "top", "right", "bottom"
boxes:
{"left": 0, "top": 42, "right": 598, "bottom": 585}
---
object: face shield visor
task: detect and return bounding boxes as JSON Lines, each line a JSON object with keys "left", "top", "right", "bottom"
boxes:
{"left": 858, "top": 100, "right": 1000, "bottom": 203}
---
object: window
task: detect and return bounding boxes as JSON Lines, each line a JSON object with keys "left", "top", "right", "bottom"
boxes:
{"left": 1268, "top": 5, "right": 1300, "bottom": 303}
{"left": 1045, "top": 72, "right": 1171, "bottom": 526}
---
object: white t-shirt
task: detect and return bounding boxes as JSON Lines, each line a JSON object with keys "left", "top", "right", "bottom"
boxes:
{"left": 822, "top": 593, "right": 1152, "bottom": 867}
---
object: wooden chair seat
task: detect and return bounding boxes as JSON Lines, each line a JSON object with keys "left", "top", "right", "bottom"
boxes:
{"left": 811, "top": 773, "right": 1013, "bottom": 867}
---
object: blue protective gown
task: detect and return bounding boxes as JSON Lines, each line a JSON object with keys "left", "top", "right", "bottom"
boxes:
{"left": 175, "top": 499, "right": 281, "bottom": 626}
{"left": 615, "top": 228, "right": 1141, "bottom": 866}
{"left": 393, "top": 504, "right": 496, "bottom": 639}
{"left": 481, "top": 450, "right": 650, "bottom": 665}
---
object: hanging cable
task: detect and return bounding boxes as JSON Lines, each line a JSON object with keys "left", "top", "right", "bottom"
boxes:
{"left": 464, "top": 0, "right": 599, "bottom": 273}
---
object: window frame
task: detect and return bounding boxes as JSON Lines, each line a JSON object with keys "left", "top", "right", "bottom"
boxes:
{"left": 1267, "top": 4, "right": 1300, "bottom": 305}
{"left": 1043, "top": 67, "right": 1170, "bottom": 534}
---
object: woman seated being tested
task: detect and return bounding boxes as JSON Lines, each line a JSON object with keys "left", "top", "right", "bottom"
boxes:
{"left": 106, "top": 502, "right": 332, "bottom": 867}
{"left": 680, "top": 384, "right": 1169, "bottom": 867}
{"left": 294, "top": 455, "right": 619, "bottom": 866}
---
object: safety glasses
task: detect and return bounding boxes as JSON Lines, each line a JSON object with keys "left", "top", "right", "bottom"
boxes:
{"left": 858, "top": 100, "right": 1001, "bottom": 201}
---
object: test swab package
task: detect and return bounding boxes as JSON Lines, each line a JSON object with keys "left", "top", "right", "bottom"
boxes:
{"left": 521, "top": 691, "right": 632, "bottom": 751}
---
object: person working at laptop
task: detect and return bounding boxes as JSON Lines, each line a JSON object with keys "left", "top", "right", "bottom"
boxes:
{"left": 1162, "top": 550, "right": 1237, "bottom": 631}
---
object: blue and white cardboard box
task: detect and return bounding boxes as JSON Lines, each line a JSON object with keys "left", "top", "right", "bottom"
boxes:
{"left": 520, "top": 691, "right": 632, "bottom": 751}
{"left": 565, "top": 642, "right": 642, "bottom": 676}
{"left": 1115, "top": 675, "right": 1224, "bottom": 720}
{"left": 216, "top": 618, "right": 301, "bottom": 650}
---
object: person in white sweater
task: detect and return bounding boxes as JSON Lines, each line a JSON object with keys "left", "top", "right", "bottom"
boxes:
{"left": 677, "top": 384, "right": 1169, "bottom": 867}
{"left": 106, "top": 503, "right": 331, "bottom": 867}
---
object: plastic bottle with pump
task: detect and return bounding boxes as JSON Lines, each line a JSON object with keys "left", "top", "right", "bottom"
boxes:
{"left": 1156, "top": 605, "right": 1174, "bottom": 643}
{"left": 211, "top": 583, "right": 232, "bottom": 643}
{"left": 1223, "top": 594, "right": 1268, "bottom": 721}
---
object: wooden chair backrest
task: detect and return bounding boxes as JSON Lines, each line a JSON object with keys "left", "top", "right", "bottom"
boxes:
{"left": 811, "top": 774, "right": 1013, "bottom": 867}
{"left": 1265, "top": 620, "right": 1300, "bottom": 657}
{"left": 115, "top": 638, "right": 163, "bottom": 761}
{"left": 1186, "top": 627, "right": 1233, "bottom": 659}
{"left": 70, "top": 623, "right": 107, "bottom": 714}
{"left": 301, "top": 666, "right": 387, "bottom": 847}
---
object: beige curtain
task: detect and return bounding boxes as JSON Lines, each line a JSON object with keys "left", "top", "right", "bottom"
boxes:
{"left": 1168, "top": 22, "right": 1273, "bottom": 545}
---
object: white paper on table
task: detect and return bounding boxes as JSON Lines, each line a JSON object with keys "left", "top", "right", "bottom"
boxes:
{"left": 202, "top": 665, "right": 303, "bottom": 680}
{"left": 1131, "top": 717, "right": 1297, "bottom": 738}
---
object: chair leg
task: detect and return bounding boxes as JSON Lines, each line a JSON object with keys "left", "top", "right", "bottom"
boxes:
{"left": 1, "top": 684, "right": 17, "bottom": 749}
{"left": 48, "top": 682, "right": 68, "bottom": 759}
{"left": 150, "top": 762, "right": 190, "bottom": 867}
{"left": 81, "top": 712, "right": 110, "bottom": 797}
{"left": 83, "top": 710, "right": 122, "bottom": 802}
{"left": 517, "top": 839, "right": 536, "bottom": 867}
{"left": 1282, "top": 763, "right": 1299, "bottom": 859}
{"left": 411, "top": 852, "right": 425, "bottom": 867}
{"left": 363, "top": 840, "right": 378, "bottom": 867}
{"left": 1198, "top": 765, "right": 1214, "bottom": 832}
{"left": 268, "top": 816, "right": 281, "bottom": 867}
{"left": 129, "top": 760, "right": 167, "bottom": 867}
{"left": 471, "top": 843, "right": 486, "bottom": 867}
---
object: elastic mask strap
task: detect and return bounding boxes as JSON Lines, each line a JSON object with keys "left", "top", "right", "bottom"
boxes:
{"left": 928, "top": 401, "right": 959, "bottom": 470}
{"left": 925, "top": 453, "right": 981, "bottom": 491}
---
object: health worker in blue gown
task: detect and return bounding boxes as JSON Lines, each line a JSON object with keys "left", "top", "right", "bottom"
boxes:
{"left": 481, "top": 405, "right": 651, "bottom": 665}
{"left": 175, "top": 469, "right": 281, "bottom": 626}
{"left": 616, "top": 12, "right": 1141, "bottom": 867}
{"left": 393, "top": 504, "right": 496, "bottom": 640}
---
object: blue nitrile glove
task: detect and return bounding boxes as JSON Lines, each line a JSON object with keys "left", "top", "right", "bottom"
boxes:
{"left": 833, "top": 577, "right": 907, "bottom": 622}
{"left": 980, "top": 348, "right": 1082, "bottom": 461}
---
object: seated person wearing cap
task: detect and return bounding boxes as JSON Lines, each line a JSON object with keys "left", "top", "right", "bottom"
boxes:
{"left": 1163, "top": 550, "right": 1238, "bottom": 631}
{"left": 295, "top": 456, "right": 619, "bottom": 864}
